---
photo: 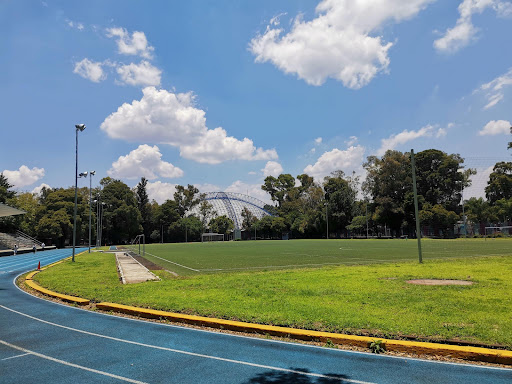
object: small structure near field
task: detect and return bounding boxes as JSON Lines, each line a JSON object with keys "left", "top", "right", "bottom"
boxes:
{"left": 201, "top": 233, "right": 224, "bottom": 242}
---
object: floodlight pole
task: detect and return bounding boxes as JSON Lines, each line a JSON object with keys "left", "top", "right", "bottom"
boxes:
{"left": 410, "top": 149, "right": 423, "bottom": 263}
{"left": 365, "top": 200, "right": 369, "bottom": 239}
{"left": 88, "top": 171, "right": 95, "bottom": 253}
{"left": 325, "top": 202, "right": 329, "bottom": 239}
{"left": 72, "top": 124, "right": 85, "bottom": 262}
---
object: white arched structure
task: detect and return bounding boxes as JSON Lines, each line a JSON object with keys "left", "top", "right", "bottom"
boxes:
{"left": 188, "top": 192, "right": 272, "bottom": 230}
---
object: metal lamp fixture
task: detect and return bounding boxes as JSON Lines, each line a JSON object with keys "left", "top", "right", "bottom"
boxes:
{"left": 72, "top": 124, "right": 86, "bottom": 262}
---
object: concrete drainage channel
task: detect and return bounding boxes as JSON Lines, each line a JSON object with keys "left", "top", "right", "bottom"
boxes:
{"left": 22, "top": 255, "right": 512, "bottom": 366}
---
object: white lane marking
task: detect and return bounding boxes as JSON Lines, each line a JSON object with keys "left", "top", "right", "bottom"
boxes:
{"left": 139, "top": 250, "right": 200, "bottom": 272}
{"left": 0, "top": 340, "right": 148, "bottom": 384}
{"left": 0, "top": 305, "right": 373, "bottom": 384}
{"left": 1, "top": 352, "right": 30, "bottom": 360}
{"left": 1, "top": 252, "right": 72, "bottom": 270}
{"left": 1, "top": 254, "right": 60, "bottom": 269}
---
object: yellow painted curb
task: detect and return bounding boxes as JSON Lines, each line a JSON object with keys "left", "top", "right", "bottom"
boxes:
{"left": 24, "top": 252, "right": 89, "bottom": 305}
{"left": 96, "top": 302, "right": 512, "bottom": 365}
{"left": 25, "top": 271, "right": 39, "bottom": 280}
{"left": 25, "top": 280, "right": 90, "bottom": 305}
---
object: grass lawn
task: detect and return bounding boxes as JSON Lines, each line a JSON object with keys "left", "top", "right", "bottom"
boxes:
{"left": 125, "top": 238, "right": 512, "bottom": 276}
{"left": 33, "top": 241, "right": 512, "bottom": 348}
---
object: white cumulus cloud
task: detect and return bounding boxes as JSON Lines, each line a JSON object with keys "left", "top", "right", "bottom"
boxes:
{"left": 101, "top": 87, "right": 278, "bottom": 164}
{"left": 73, "top": 58, "right": 106, "bottom": 83}
{"left": 3, "top": 165, "right": 45, "bottom": 188}
{"left": 106, "top": 27, "right": 154, "bottom": 59}
{"left": 376, "top": 125, "right": 446, "bottom": 156}
{"left": 116, "top": 61, "right": 161, "bottom": 87}
{"left": 303, "top": 145, "right": 365, "bottom": 181}
{"left": 249, "top": 0, "right": 433, "bottom": 88}
{"left": 262, "top": 161, "right": 284, "bottom": 177}
{"left": 434, "top": 0, "right": 511, "bottom": 53}
{"left": 31, "top": 183, "right": 51, "bottom": 195}
{"left": 108, "top": 144, "right": 184, "bottom": 180}
{"left": 146, "top": 181, "right": 178, "bottom": 204}
{"left": 476, "top": 67, "right": 512, "bottom": 109}
{"left": 478, "top": 120, "right": 511, "bottom": 135}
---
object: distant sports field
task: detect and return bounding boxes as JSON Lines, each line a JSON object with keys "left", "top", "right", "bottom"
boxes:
{"left": 129, "top": 238, "right": 512, "bottom": 276}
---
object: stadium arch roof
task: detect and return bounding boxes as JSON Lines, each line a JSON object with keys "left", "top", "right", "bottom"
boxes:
{"left": 188, "top": 192, "right": 272, "bottom": 230}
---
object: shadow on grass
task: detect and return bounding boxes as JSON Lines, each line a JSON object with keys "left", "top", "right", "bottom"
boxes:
{"left": 243, "top": 368, "right": 351, "bottom": 383}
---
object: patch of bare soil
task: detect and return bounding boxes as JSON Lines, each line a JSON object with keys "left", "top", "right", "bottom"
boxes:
{"left": 406, "top": 279, "right": 473, "bottom": 286}
{"left": 127, "top": 251, "right": 163, "bottom": 270}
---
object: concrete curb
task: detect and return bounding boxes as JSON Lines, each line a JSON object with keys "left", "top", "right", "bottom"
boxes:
{"left": 24, "top": 254, "right": 89, "bottom": 305}
{"left": 23, "top": 252, "right": 512, "bottom": 365}
{"left": 25, "top": 279, "right": 90, "bottom": 305}
{"left": 95, "top": 302, "right": 512, "bottom": 365}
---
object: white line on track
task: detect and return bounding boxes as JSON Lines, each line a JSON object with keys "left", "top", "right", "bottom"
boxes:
{"left": 1, "top": 352, "right": 30, "bottom": 360}
{"left": 0, "top": 340, "right": 148, "bottom": 384}
{"left": 0, "top": 305, "right": 373, "bottom": 384}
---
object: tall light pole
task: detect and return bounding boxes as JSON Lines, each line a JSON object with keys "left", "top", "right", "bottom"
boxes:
{"left": 325, "top": 202, "right": 329, "bottom": 239}
{"left": 72, "top": 124, "right": 86, "bottom": 262}
{"left": 86, "top": 171, "right": 95, "bottom": 253}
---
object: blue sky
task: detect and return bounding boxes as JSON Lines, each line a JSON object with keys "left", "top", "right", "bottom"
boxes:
{"left": 1, "top": 0, "right": 511, "bottom": 203}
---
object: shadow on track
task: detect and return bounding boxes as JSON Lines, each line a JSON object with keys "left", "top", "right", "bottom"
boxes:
{"left": 243, "top": 368, "right": 350, "bottom": 383}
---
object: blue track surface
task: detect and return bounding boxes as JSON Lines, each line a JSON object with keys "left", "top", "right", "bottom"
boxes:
{"left": 1, "top": 249, "right": 511, "bottom": 383}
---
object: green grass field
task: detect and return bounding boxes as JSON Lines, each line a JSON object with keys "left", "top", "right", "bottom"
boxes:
{"left": 34, "top": 248, "right": 512, "bottom": 347}
{"left": 126, "top": 238, "right": 512, "bottom": 276}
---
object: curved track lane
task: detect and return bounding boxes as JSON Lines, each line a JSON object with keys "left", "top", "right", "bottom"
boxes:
{"left": 1, "top": 249, "right": 511, "bottom": 383}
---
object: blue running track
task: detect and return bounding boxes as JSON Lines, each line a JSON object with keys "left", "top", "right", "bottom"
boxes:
{"left": 1, "top": 248, "right": 511, "bottom": 383}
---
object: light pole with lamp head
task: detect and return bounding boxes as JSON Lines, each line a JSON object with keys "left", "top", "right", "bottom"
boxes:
{"left": 86, "top": 171, "right": 96, "bottom": 253}
{"left": 72, "top": 124, "right": 86, "bottom": 262}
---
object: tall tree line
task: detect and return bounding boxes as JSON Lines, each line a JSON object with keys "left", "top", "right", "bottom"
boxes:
{"left": 1, "top": 142, "right": 511, "bottom": 245}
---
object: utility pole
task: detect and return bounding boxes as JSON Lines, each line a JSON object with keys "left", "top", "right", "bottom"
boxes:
{"left": 411, "top": 149, "right": 423, "bottom": 263}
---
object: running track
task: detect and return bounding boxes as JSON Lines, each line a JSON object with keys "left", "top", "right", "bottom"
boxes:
{"left": 1, "top": 249, "right": 511, "bottom": 383}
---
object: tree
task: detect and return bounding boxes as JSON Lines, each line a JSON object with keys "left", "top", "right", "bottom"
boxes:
{"left": 33, "top": 187, "right": 89, "bottom": 245}
{"left": 168, "top": 215, "right": 202, "bottom": 242}
{"left": 493, "top": 198, "right": 512, "bottom": 224}
{"left": 136, "top": 177, "right": 151, "bottom": 239}
{"left": 36, "top": 208, "right": 72, "bottom": 247}
{"left": 485, "top": 162, "right": 512, "bottom": 204}
{"left": 11, "top": 192, "right": 39, "bottom": 236}
{"left": 209, "top": 215, "right": 234, "bottom": 235}
{"left": 261, "top": 174, "right": 295, "bottom": 207}
{"left": 509, "top": 126, "right": 512, "bottom": 150}
{"left": 414, "top": 149, "right": 469, "bottom": 211}
{"left": 174, "top": 184, "right": 200, "bottom": 217}
{"left": 419, "top": 203, "right": 458, "bottom": 238}
{"left": 0, "top": 173, "right": 15, "bottom": 204}
{"left": 464, "top": 197, "right": 493, "bottom": 224}
{"left": 363, "top": 150, "right": 412, "bottom": 235}
{"left": 100, "top": 179, "right": 142, "bottom": 244}
{"left": 198, "top": 195, "right": 216, "bottom": 233}
{"left": 323, "top": 171, "right": 357, "bottom": 236}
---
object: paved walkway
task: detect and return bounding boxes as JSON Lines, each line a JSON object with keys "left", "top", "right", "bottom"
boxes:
{"left": 115, "top": 252, "right": 159, "bottom": 284}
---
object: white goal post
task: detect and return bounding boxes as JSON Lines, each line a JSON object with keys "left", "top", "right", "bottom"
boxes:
{"left": 484, "top": 226, "right": 512, "bottom": 237}
{"left": 201, "top": 233, "right": 224, "bottom": 242}
{"left": 131, "top": 234, "right": 145, "bottom": 255}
